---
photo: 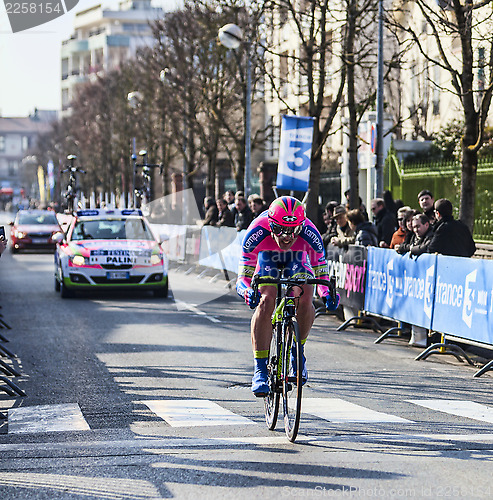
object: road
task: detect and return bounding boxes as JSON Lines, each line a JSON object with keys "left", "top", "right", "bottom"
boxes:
{"left": 0, "top": 218, "right": 493, "bottom": 498}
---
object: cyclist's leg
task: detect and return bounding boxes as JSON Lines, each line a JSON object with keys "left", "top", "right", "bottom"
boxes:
{"left": 250, "top": 252, "right": 281, "bottom": 395}
{"left": 284, "top": 253, "right": 315, "bottom": 383}
{"left": 284, "top": 252, "right": 315, "bottom": 341}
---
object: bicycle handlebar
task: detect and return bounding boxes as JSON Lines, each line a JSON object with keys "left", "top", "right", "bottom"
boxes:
{"left": 251, "top": 275, "right": 337, "bottom": 302}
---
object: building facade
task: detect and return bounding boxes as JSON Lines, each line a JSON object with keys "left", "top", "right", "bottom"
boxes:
{"left": 0, "top": 110, "right": 56, "bottom": 201}
{"left": 61, "top": 0, "right": 163, "bottom": 115}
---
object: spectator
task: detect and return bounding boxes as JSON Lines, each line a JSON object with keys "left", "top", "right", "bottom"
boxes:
{"left": 371, "top": 198, "right": 397, "bottom": 248}
{"left": 390, "top": 206, "right": 412, "bottom": 249}
{"left": 428, "top": 198, "right": 476, "bottom": 257}
{"left": 383, "top": 190, "right": 398, "bottom": 219}
{"left": 215, "top": 198, "right": 235, "bottom": 227}
{"left": 344, "top": 189, "right": 369, "bottom": 220}
{"left": 330, "top": 205, "right": 356, "bottom": 248}
{"left": 321, "top": 201, "right": 339, "bottom": 249}
{"left": 0, "top": 237, "right": 6, "bottom": 256}
{"left": 409, "top": 214, "right": 434, "bottom": 256}
{"left": 395, "top": 209, "right": 421, "bottom": 254}
{"left": 417, "top": 189, "right": 436, "bottom": 224}
{"left": 248, "top": 194, "right": 266, "bottom": 218}
{"left": 202, "top": 196, "right": 219, "bottom": 226}
{"left": 347, "top": 208, "right": 378, "bottom": 246}
{"left": 224, "top": 190, "right": 235, "bottom": 211}
{"left": 234, "top": 197, "right": 253, "bottom": 231}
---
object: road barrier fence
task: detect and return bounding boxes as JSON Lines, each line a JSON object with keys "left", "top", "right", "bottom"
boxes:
{"left": 155, "top": 224, "right": 493, "bottom": 377}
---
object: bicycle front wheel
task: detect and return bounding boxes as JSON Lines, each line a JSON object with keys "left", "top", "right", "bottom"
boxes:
{"left": 282, "top": 319, "right": 303, "bottom": 442}
{"left": 264, "top": 326, "right": 281, "bottom": 430}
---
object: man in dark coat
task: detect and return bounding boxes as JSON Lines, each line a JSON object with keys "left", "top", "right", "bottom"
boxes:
{"left": 233, "top": 197, "right": 253, "bottom": 231}
{"left": 417, "top": 189, "right": 436, "bottom": 224}
{"left": 409, "top": 214, "right": 434, "bottom": 256}
{"left": 202, "top": 197, "right": 219, "bottom": 226}
{"left": 215, "top": 198, "right": 235, "bottom": 227}
{"left": 371, "top": 198, "right": 397, "bottom": 248}
{"left": 428, "top": 199, "right": 476, "bottom": 257}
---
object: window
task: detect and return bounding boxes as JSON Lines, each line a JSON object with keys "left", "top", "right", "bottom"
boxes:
{"left": 21, "top": 136, "right": 30, "bottom": 152}
{"left": 8, "top": 161, "right": 17, "bottom": 176}
{"left": 0, "top": 135, "right": 5, "bottom": 152}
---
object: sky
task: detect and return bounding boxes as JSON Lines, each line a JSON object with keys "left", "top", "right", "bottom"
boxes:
{"left": 0, "top": 0, "right": 180, "bottom": 117}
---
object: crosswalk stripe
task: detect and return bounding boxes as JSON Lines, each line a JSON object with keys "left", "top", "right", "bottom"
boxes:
{"left": 409, "top": 399, "right": 493, "bottom": 423}
{"left": 301, "top": 398, "right": 414, "bottom": 423}
{"left": 8, "top": 403, "right": 90, "bottom": 434}
{"left": 141, "top": 399, "right": 256, "bottom": 427}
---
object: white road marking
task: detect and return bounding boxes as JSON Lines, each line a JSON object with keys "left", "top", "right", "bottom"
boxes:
{"left": 174, "top": 300, "right": 221, "bottom": 323}
{"left": 409, "top": 399, "right": 493, "bottom": 423}
{"left": 301, "top": 398, "right": 414, "bottom": 423}
{"left": 8, "top": 403, "right": 90, "bottom": 434}
{"left": 141, "top": 399, "right": 256, "bottom": 427}
{"left": 0, "top": 472, "right": 160, "bottom": 500}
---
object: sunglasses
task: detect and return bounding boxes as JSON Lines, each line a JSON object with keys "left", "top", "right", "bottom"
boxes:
{"left": 270, "top": 222, "right": 303, "bottom": 237}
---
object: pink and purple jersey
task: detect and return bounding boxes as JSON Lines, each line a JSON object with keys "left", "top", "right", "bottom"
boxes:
{"left": 236, "top": 211, "right": 331, "bottom": 298}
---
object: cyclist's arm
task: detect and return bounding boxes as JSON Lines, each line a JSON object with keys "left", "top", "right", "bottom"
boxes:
{"left": 302, "top": 221, "right": 331, "bottom": 298}
{"left": 236, "top": 219, "right": 270, "bottom": 298}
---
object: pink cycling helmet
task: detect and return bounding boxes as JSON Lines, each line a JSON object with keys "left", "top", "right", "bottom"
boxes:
{"left": 268, "top": 196, "right": 306, "bottom": 229}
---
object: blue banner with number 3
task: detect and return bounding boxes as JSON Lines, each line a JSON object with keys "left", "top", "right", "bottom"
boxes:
{"left": 277, "top": 115, "right": 315, "bottom": 191}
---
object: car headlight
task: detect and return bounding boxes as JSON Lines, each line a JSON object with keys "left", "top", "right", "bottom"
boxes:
{"left": 71, "top": 255, "right": 86, "bottom": 266}
{"left": 15, "top": 231, "right": 27, "bottom": 238}
{"left": 151, "top": 254, "right": 163, "bottom": 265}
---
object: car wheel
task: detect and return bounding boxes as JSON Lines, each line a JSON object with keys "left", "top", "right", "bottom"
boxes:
{"left": 154, "top": 280, "right": 169, "bottom": 298}
{"left": 60, "top": 277, "right": 74, "bottom": 299}
{"left": 55, "top": 276, "right": 60, "bottom": 292}
{"left": 10, "top": 245, "right": 18, "bottom": 254}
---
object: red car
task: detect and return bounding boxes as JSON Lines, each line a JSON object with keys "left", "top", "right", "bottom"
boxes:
{"left": 10, "top": 210, "right": 62, "bottom": 253}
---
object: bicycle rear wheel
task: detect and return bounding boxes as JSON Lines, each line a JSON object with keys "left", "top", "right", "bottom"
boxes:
{"left": 282, "top": 319, "right": 303, "bottom": 442}
{"left": 264, "top": 326, "right": 281, "bottom": 430}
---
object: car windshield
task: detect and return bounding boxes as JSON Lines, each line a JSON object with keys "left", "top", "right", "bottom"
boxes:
{"left": 17, "top": 213, "right": 58, "bottom": 225}
{"left": 71, "top": 218, "right": 154, "bottom": 241}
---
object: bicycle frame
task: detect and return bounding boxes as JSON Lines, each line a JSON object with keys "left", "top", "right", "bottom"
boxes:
{"left": 252, "top": 274, "right": 335, "bottom": 441}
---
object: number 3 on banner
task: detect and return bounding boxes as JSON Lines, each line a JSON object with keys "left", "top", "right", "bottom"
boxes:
{"left": 287, "top": 141, "right": 311, "bottom": 172}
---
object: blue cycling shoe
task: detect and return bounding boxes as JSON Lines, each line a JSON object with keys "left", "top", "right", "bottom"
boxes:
{"left": 251, "top": 358, "right": 269, "bottom": 396}
{"left": 290, "top": 343, "right": 308, "bottom": 385}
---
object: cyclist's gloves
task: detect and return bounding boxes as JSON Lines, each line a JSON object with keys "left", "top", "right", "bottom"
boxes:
{"left": 324, "top": 292, "right": 340, "bottom": 311}
{"left": 244, "top": 288, "right": 260, "bottom": 309}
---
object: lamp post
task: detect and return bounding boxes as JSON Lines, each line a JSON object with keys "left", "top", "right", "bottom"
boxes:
{"left": 219, "top": 23, "right": 252, "bottom": 197}
{"left": 127, "top": 91, "right": 143, "bottom": 207}
{"left": 374, "top": 0, "right": 384, "bottom": 199}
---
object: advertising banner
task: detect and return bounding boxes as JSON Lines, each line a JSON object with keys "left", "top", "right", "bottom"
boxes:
{"left": 432, "top": 256, "right": 493, "bottom": 344}
{"left": 326, "top": 245, "right": 367, "bottom": 310}
{"left": 364, "top": 248, "right": 436, "bottom": 328}
{"left": 277, "top": 115, "right": 315, "bottom": 192}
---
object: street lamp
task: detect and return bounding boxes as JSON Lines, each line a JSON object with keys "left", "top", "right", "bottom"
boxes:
{"left": 219, "top": 23, "right": 252, "bottom": 197}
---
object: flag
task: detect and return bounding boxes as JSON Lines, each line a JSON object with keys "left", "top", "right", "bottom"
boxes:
{"left": 276, "top": 115, "right": 315, "bottom": 192}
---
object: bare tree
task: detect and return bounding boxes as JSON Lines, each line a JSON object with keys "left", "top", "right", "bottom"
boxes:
{"left": 388, "top": 0, "right": 493, "bottom": 230}
{"left": 263, "top": 0, "right": 348, "bottom": 220}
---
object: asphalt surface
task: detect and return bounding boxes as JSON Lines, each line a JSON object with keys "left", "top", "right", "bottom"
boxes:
{"left": 1, "top": 212, "right": 493, "bottom": 499}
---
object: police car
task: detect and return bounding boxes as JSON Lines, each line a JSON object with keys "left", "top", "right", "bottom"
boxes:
{"left": 54, "top": 209, "right": 168, "bottom": 298}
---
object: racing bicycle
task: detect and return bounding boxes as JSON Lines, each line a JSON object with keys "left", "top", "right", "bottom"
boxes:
{"left": 251, "top": 274, "right": 336, "bottom": 442}
{"left": 61, "top": 155, "right": 85, "bottom": 213}
{"left": 132, "top": 150, "right": 162, "bottom": 208}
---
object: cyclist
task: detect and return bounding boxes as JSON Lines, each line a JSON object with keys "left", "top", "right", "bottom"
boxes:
{"left": 236, "top": 196, "right": 340, "bottom": 396}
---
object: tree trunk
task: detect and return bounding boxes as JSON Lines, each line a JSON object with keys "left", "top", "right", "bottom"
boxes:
{"left": 346, "top": 0, "right": 359, "bottom": 210}
{"left": 459, "top": 145, "right": 477, "bottom": 231}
